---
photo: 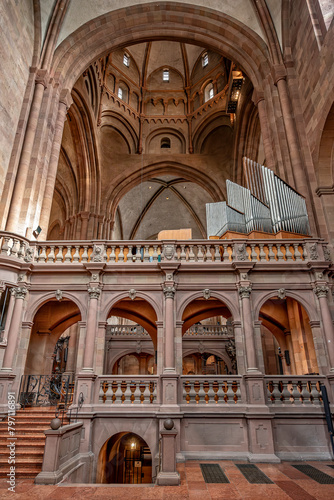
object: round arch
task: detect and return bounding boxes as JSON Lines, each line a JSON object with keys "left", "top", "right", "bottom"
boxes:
{"left": 24, "top": 291, "right": 87, "bottom": 324}
{"left": 101, "top": 291, "right": 162, "bottom": 323}
{"left": 177, "top": 290, "right": 240, "bottom": 325}
{"left": 182, "top": 347, "right": 232, "bottom": 372}
{"left": 253, "top": 290, "right": 319, "bottom": 323}
{"left": 51, "top": 3, "right": 271, "bottom": 93}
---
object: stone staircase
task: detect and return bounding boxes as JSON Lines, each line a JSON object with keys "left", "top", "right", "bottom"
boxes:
{"left": 0, "top": 407, "right": 57, "bottom": 478}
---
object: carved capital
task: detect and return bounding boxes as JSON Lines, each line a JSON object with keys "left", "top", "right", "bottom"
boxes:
{"left": 59, "top": 88, "right": 73, "bottom": 110}
{"left": 88, "top": 287, "right": 101, "bottom": 300}
{"left": 271, "top": 64, "right": 287, "bottom": 85}
{"left": 239, "top": 286, "right": 252, "bottom": 299}
{"left": 314, "top": 285, "right": 329, "bottom": 299}
{"left": 163, "top": 286, "right": 176, "bottom": 299}
{"left": 11, "top": 287, "right": 28, "bottom": 300}
{"left": 252, "top": 88, "right": 265, "bottom": 106}
{"left": 35, "top": 69, "right": 49, "bottom": 88}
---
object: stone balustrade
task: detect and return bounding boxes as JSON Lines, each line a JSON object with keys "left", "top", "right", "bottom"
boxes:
{"left": 181, "top": 376, "right": 242, "bottom": 404}
{"left": 0, "top": 231, "right": 330, "bottom": 266}
{"left": 184, "top": 324, "right": 233, "bottom": 337}
{"left": 265, "top": 376, "right": 325, "bottom": 405}
{"left": 98, "top": 376, "right": 158, "bottom": 404}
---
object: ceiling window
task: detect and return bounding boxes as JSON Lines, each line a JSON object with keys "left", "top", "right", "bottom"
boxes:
{"left": 163, "top": 69, "right": 169, "bottom": 82}
{"left": 123, "top": 53, "right": 130, "bottom": 67}
{"left": 202, "top": 53, "right": 209, "bottom": 67}
{"left": 161, "top": 137, "right": 171, "bottom": 149}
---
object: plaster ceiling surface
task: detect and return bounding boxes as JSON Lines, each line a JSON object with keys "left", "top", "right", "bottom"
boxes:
{"left": 117, "top": 176, "right": 213, "bottom": 239}
{"left": 56, "top": 0, "right": 267, "bottom": 47}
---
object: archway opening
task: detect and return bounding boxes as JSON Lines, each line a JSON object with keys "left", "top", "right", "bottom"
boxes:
{"left": 97, "top": 432, "right": 152, "bottom": 484}
{"left": 259, "top": 296, "right": 319, "bottom": 375}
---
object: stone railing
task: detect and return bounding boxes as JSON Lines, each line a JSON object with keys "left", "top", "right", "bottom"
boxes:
{"left": 184, "top": 324, "right": 233, "bottom": 337}
{"left": 265, "top": 376, "right": 325, "bottom": 405}
{"left": 97, "top": 376, "right": 158, "bottom": 404}
{"left": 181, "top": 376, "right": 242, "bottom": 404}
{"left": 0, "top": 232, "right": 331, "bottom": 266}
{"left": 106, "top": 324, "right": 150, "bottom": 338}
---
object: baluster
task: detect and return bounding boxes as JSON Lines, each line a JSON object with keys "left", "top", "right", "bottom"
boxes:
{"left": 104, "top": 382, "right": 113, "bottom": 403}
{"left": 180, "top": 245, "right": 187, "bottom": 261}
{"left": 310, "top": 382, "right": 321, "bottom": 405}
{"left": 207, "top": 381, "right": 216, "bottom": 404}
{"left": 114, "top": 381, "right": 122, "bottom": 403}
{"left": 144, "top": 245, "right": 150, "bottom": 262}
{"left": 81, "top": 245, "right": 88, "bottom": 262}
{"left": 259, "top": 243, "right": 266, "bottom": 261}
{"left": 293, "top": 243, "right": 301, "bottom": 261}
{"left": 152, "top": 382, "right": 157, "bottom": 403}
{"left": 143, "top": 382, "right": 151, "bottom": 404}
{"left": 276, "top": 244, "right": 285, "bottom": 261}
{"left": 64, "top": 245, "right": 72, "bottom": 262}
{"left": 118, "top": 245, "right": 125, "bottom": 262}
{"left": 271, "top": 382, "right": 282, "bottom": 404}
{"left": 122, "top": 381, "right": 132, "bottom": 404}
{"left": 72, "top": 246, "right": 80, "bottom": 262}
{"left": 136, "top": 246, "right": 142, "bottom": 263}
{"left": 204, "top": 245, "right": 211, "bottom": 262}
{"left": 214, "top": 244, "right": 221, "bottom": 262}
{"left": 230, "top": 243, "right": 236, "bottom": 262}
{"left": 299, "top": 243, "right": 306, "bottom": 261}
{"left": 188, "top": 244, "right": 195, "bottom": 262}
{"left": 235, "top": 382, "right": 241, "bottom": 403}
{"left": 56, "top": 245, "right": 64, "bottom": 262}
{"left": 285, "top": 244, "right": 293, "bottom": 261}
{"left": 249, "top": 243, "right": 256, "bottom": 262}
{"left": 1, "top": 236, "right": 10, "bottom": 255}
{"left": 152, "top": 245, "right": 159, "bottom": 261}
{"left": 38, "top": 245, "right": 47, "bottom": 263}
{"left": 300, "top": 382, "right": 312, "bottom": 405}
{"left": 99, "top": 381, "right": 106, "bottom": 403}
{"left": 226, "top": 381, "right": 235, "bottom": 404}
{"left": 197, "top": 245, "right": 204, "bottom": 262}
{"left": 109, "top": 245, "right": 116, "bottom": 262}
{"left": 127, "top": 245, "right": 133, "bottom": 263}
{"left": 216, "top": 382, "right": 225, "bottom": 404}
{"left": 187, "top": 381, "right": 196, "bottom": 404}
{"left": 48, "top": 245, "right": 56, "bottom": 263}
{"left": 281, "top": 381, "right": 291, "bottom": 404}
{"left": 267, "top": 243, "right": 275, "bottom": 261}
{"left": 183, "top": 381, "right": 190, "bottom": 404}
{"left": 197, "top": 381, "right": 205, "bottom": 404}
{"left": 291, "top": 381, "right": 302, "bottom": 405}
{"left": 131, "top": 382, "right": 140, "bottom": 404}
{"left": 11, "top": 238, "right": 20, "bottom": 257}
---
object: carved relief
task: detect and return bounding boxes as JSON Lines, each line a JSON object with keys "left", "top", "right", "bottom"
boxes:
{"left": 309, "top": 243, "right": 318, "bottom": 260}
{"left": 163, "top": 244, "right": 175, "bottom": 260}
{"left": 277, "top": 288, "right": 286, "bottom": 300}
{"left": 236, "top": 243, "right": 247, "bottom": 261}
{"left": 203, "top": 289, "right": 211, "bottom": 300}
{"left": 11, "top": 287, "right": 28, "bottom": 299}
{"left": 55, "top": 289, "right": 63, "bottom": 301}
{"left": 129, "top": 289, "right": 137, "bottom": 300}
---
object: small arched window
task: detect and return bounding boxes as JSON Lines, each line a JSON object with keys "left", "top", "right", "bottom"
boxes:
{"left": 204, "top": 82, "right": 214, "bottom": 102}
{"left": 202, "top": 52, "right": 209, "bottom": 67}
{"left": 161, "top": 137, "right": 171, "bottom": 149}
{"left": 123, "top": 53, "right": 130, "bottom": 67}
{"left": 117, "top": 83, "right": 129, "bottom": 103}
{"left": 163, "top": 69, "right": 169, "bottom": 82}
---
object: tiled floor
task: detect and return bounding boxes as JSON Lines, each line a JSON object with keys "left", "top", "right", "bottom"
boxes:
{"left": 0, "top": 461, "right": 334, "bottom": 499}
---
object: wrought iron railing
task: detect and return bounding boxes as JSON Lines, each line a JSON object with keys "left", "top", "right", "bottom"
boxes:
{"left": 18, "top": 373, "right": 74, "bottom": 409}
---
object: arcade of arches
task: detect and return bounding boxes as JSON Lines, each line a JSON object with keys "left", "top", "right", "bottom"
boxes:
{"left": 0, "top": 0, "right": 334, "bottom": 487}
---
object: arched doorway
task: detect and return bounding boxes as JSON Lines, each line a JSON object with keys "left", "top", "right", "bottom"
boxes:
{"left": 259, "top": 296, "right": 319, "bottom": 375}
{"left": 97, "top": 432, "right": 152, "bottom": 484}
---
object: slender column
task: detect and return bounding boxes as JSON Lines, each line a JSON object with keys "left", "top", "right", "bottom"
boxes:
{"left": 163, "top": 286, "right": 176, "bottom": 373}
{"left": 239, "top": 286, "right": 259, "bottom": 372}
{"left": 252, "top": 89, "right": 275, "bottom": 171}
{"left": 6, "top": 71, "right": 48, "bottom": 234}
{"left": 1, "top": 287, "right": 28, "bottom": 371}
{"left": 314, "top": 286, "right": 334, "bottom": 371}
{"left": 38, "top": 90, "right": 72, "bottom": 239}
{"left": 82, "top": 287, "right": 101, "bottom": 372}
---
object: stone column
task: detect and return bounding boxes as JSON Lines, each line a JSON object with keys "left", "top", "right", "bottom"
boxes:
{"left": 82, "top": 287, "right": 101, "bottom": 372}
{"left": 38, "top": 90, "right": 72, "bottom": 239}
{"left": 284, "top": 330, "right": 296, "bottom": 374}
{"left": 1, "top": 288, "right": 15, "bottom": 344}
{"left": 252, "top": 89, "right": 275, "bottom": 172}
{"left": 1, "top": 287, "right": 28, "bottom": 371}
{"left": 239, "top": 286, "right": 259, "bottom": 372}
{"left": 6, "top": 71, "right": 48, "bottom": 234}
{"left": 163, "top": 285, "right": 176, "bottom": 373}
{"left": 314, "top": 286, "right": 334, "bottom": 371}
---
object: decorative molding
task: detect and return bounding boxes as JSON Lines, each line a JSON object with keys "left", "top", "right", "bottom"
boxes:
{"left": 55, "top": 289, "right": 63, "bottom": 301}
{"left": 129, "top": 289, "right": 137, "bottom": 301}
{"left": 163, "top": 286, "right": 176, "bottom": 299}
{"left": 309, "top": 243, "right": 318, "bottom": 261}
{"left": 24, "top": 247, "right": 34, "bottom": 262}
{"left": 323, "top": 246, "right": 332, "bottom": 262}
{"left": 162, "top": 245, "right": 175, "bottom": 261}
{"left": 236, "top": 243, "right": 247, "bottom": 261}
{"left": 87, "top": 287, "right": 101, "bottom": 300}
{"left": 11, "top": 287, "right": 28, "bottom": 300}
{"left": 203, "top": 289, "right": 211, "bottom": 300}
{"left": 314, "top": 285, "right": 329, "bottom": 299}
{"left": 239, "top": 286, "right": 252, "bottom": 299}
